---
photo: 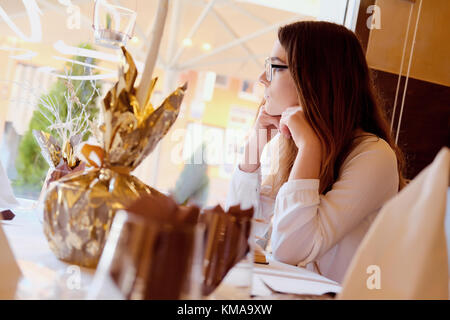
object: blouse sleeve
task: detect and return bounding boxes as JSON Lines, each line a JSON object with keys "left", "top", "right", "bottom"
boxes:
{"left": 270, "top": 140, "right": 399, "bottom": 267}
{"left": 225, "top": 165, "right": 275, "bottom": 247}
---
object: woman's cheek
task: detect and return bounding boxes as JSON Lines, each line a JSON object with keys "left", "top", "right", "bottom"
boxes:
{"left": 269, "top": 85, "right": 286, "bottom": 115}
{"left": 268, "top": 98, "right": 285, "bottom": 116}
{"left": 265, "top": 101, "right": 278, "bottom": 116}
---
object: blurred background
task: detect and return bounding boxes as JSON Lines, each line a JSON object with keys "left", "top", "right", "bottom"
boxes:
{"left": 0, "top": 0, "right": 448, "bottom": 207}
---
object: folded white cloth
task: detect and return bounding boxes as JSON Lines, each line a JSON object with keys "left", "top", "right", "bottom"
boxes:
{"left": 0, "top": 161, "right": 19, "bottom": 211}
{"left": 338, "top": 147, "right": 450, "bottom": 299}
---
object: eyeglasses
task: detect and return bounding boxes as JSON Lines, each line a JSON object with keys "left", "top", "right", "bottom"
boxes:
{"left": 265, "top": 57, "right": 288, "bottom": 82}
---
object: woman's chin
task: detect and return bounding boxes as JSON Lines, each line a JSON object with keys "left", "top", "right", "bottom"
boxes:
{"left": 265, "top": 106, "right": 282, "bottom": 116}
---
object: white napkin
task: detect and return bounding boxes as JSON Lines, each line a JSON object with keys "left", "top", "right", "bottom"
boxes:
{"left": 0, "top": 161, "right": 19, "bottom": 210}
{"left": 338, "top": 147, "right": 450, "bottom": 299}
{"left": 0, "top": 224, "right": 22, "bottom": 299}
{"left": 252, "top": 256, "right": 341, "bottom": 296}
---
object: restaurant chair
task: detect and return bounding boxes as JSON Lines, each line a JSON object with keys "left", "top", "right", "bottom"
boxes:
{"left": 338, "top": 147, "right": 450, "bottom": 299}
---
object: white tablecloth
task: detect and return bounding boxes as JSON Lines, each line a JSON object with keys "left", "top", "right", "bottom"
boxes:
{"left": 1, "top": 199, "right": 95, "bottom": 299}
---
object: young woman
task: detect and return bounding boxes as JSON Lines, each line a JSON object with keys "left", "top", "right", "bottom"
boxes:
{"left": 226, "top": 21, "right": 407, "bottom": 283}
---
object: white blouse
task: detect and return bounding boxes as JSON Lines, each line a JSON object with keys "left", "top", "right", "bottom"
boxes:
{"left": 226, "top": 132, "right": 399, "bottom": 283}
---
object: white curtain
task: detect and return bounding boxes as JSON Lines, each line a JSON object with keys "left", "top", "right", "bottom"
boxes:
{"left": 7, "top": 63, "right": 54, "bottom": 136}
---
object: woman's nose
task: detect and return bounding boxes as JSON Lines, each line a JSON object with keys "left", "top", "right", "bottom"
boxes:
{"left": 258, "top": 71, "right": 269, "bottom": 87}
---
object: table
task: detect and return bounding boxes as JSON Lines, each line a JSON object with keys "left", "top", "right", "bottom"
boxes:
{"left": 1, "top": 199, "right": 338, "bottom": 300}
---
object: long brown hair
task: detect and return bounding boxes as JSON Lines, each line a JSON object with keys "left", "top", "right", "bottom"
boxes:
{"left": 262, "top": 21, "right": 406, "bottom": 197}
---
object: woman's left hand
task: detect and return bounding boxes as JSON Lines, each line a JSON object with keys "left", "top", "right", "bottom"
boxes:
{"left": 280, "top": 106, "right": 323, "bottom": 180}
{"left": 279, "top": 106, "right": 321, "bottom": 149}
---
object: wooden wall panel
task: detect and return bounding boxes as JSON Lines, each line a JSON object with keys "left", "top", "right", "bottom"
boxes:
{"left": 355, "top": 0, "right": 450, "bottom": 179}
{"left": 372, "top": 69, "right": 450, "bottom": 179}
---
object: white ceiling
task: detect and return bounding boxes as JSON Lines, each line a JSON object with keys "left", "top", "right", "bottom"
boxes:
{"left": 0, "top": 0, "right": 318, "bottom": 79}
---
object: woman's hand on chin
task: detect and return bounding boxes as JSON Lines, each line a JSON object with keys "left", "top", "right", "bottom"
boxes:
{"left": 279, "top": 106, "right": 323, "bottom": 180}
{"left": 239, "top": 104, "right": 281, "bottom": 173}
{"left": 279, "top": 106, "right": 321, "bottom": 150}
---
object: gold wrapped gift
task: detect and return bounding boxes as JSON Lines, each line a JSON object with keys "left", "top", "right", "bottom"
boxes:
{"left": 33, "top": 130, "right": 86, "bottom": 208}
{"left": 44, "top": 47, "right": 187, "bottom": 268}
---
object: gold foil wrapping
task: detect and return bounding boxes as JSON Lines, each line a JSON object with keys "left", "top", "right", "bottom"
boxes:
{"left": 33, "top": 130, "right": 84, "bottom": 205}
{"left": 101, "top": 47, "right": 187, "bottom": 170}
{"left": 33, "top": 130, "right": 62, "bottom": 169}
{"left": 33, "top": 129, "right": 83, "bottom": 171}
{"left": 91, "top": 195, "right": 255, "bottom": 299}
{"left": 200, "top": 205, "right": 254, "bottom": 296}
{"left": 44, "top": 47, "right": 187, "bottom": 268}
{"left": 44, "top": 168, "right": 161, "bottom": 267}
{"left": 107, "top": 193, "right": 202, "bottom": 299}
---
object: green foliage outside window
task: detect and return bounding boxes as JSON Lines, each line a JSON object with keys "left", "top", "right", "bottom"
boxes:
{"left": 13, "top": 44, "right": 101, "bottom": 198}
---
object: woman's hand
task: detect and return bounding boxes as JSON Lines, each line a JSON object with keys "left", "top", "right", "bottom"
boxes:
{"left": 254, "top": 104, "right": 281, "bottom": 141}
{"left": 279, "top": 106, "right": 321, "bottom": 149}
{"left": 239, "top": 104, "right": 281, "bottom": 173}
{"left": 279, "top": 106, "right": 323, "bottom": 180}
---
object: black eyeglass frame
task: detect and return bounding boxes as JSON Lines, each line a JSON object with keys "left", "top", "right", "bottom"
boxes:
{"left": 265, "top": 57, "right": 288, "bottom": 82}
